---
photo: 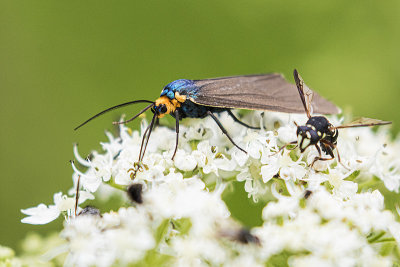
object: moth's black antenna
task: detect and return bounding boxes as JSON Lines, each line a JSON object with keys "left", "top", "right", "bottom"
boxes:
{"left": 74, "top": 100, "right": 154, "bottom": 130}
{"left": 113, "top": 103, "right": 155, "bottom": 125}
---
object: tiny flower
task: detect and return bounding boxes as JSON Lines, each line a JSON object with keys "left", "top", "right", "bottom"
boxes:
{"left": 174, "top": 149, "right": 198, "bottom": 172}
{"left": 193, "top": 141, "right": 236, "bottom": 176}
{"left": 21, "top": 192, "right": 75, "bottom": 224}
{"left": 260, "top": 151, "right": 306, "bottom": 183}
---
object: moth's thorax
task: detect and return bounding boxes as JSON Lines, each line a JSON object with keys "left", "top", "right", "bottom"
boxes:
{"left": 160, "top": 79, "right": 196, "bottom": 100}
{"left": 154, "top": 93, "right": 187, "bottom": 118}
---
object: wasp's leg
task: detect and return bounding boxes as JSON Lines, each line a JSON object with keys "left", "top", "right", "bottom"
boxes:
{"left": 271, "top": 141, "right": 298, "bottom": 156}
{"left": 311, "top": 144, "right": 334, "bottom": 168}
{"left": 207, "top": 111, "right": 247, "bottom": 153}
{"left": 320, "top": 139, "right": 350, "bottom": 170}
{"left": 227, "top": 109, "right": 260, "bottom": 130}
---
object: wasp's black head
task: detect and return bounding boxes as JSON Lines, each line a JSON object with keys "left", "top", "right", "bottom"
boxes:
{"left": 296, "top": 125, "right": 320, "bottom": 152}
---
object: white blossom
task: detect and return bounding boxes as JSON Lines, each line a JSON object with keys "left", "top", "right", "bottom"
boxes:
{"left": 21, "top": 110, "right": 400, "bottom": 266}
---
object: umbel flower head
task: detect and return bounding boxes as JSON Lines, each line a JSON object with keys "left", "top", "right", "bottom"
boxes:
{"left": 21, "top": 111, "right": 400, "bottom": 266}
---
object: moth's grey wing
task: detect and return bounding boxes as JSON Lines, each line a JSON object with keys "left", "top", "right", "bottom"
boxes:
{"left": 335, "top": 117, "right": 391, "bottom": 129}
{"left": 191, "top": 73, "right": 338, "bottom": 114}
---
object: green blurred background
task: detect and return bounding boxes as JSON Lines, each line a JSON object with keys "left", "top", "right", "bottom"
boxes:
{"left": 1, "top": 0, "right": 400, "bottom": 249}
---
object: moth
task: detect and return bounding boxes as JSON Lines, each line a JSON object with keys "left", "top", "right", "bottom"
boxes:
{"left": 75, "top": 73, "right": 338, "bottom": 177}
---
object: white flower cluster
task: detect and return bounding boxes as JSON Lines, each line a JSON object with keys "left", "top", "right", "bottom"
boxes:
{"left": 21, "top": 111, "right": 400, "bottom": 266}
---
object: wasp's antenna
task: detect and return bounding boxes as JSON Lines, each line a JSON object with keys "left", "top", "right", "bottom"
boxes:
{"left": 113, "top": 103, "right": 155, "bottom": 125}
{"left": 74, "top": 100, "right": 154, "bottom": 130}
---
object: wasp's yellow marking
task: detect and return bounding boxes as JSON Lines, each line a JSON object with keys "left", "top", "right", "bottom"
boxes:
{"left": 317, "top": 131, "right": 321, "bottom": 137}
{"left": 155, "top": 96, "right": 182, "bottom": 118}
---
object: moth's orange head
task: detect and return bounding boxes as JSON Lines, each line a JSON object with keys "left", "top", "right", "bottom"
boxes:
{"left": 154, "top": 93, "right": 186, "bottom": 118}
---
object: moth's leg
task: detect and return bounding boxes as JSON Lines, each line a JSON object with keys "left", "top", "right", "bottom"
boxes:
{"left": 129, "top": 113, "right": 156, "bottom": 179}
{"left": 74, "top": 175, "right": 81, "bottom": 217}
{"left": 138, "top": 121, "right": 152, "bottom": 162}
{"left": 227, "top": 109, "right": 260, "bottom": 130}
{"left": 141, "top": 113, "right": 156, "bottom": 162}
{"left": 207, "top": 111, "right": 247, "bottom": 153}
{"left": 172, "top": 110, "right": 180, "bottom": 160}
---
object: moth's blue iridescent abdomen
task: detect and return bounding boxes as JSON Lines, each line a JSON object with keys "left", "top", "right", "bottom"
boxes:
{"left": 160, "top": 79, "right": 198, "bottom": 100}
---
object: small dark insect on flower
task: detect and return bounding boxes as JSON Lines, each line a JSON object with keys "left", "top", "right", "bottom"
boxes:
{"left": 236, "top": 228, "right": 261, "bottom": 245}
{"left": 304, "top": 190, "right": 312, "bottom": 199}
{"left": 221, "top": 228, "right": 261, "bottom": 245}
{"left": 78, "top": 206, "right": 101, "bottom": 216}
{"left": 127, "top": 183, "right": 144, "bottom": 204}
{"left": 75, "top": 73, "right": 338, "bottom": 178}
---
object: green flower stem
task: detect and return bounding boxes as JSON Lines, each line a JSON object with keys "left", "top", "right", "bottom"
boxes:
{"left": 106, "top": 177, "right": 127, "bottom": 191}
{"left": 358, "top": 177, "right": 382, "bottom": 192}
{"left": 375, "top": 238, "right": 396, "bottom": 243}
{"left": 368, "top": 231, "right": 386, "bottom": 243}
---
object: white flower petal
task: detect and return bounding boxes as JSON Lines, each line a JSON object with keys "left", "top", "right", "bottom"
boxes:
{"left": 21, "top": 204, "right": 60, "bottom": 224}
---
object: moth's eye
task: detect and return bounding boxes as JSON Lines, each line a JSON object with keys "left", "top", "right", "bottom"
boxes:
{"left": 160, "top": 104, "right": 167, "bottom": 113}
{"left": 167, "top": 91, "right": 175, "bottom": 99}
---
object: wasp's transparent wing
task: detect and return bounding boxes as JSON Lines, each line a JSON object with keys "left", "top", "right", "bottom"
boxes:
{"left": 293, "top": 69, "right": 314, "bottom": 118}
{"left": 335, "top": 117, "right": 391, "bottom": 129}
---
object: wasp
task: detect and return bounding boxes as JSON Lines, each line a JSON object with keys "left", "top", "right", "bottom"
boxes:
{"left": 278, "top": 69, "right": 391, "bottom": 167}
